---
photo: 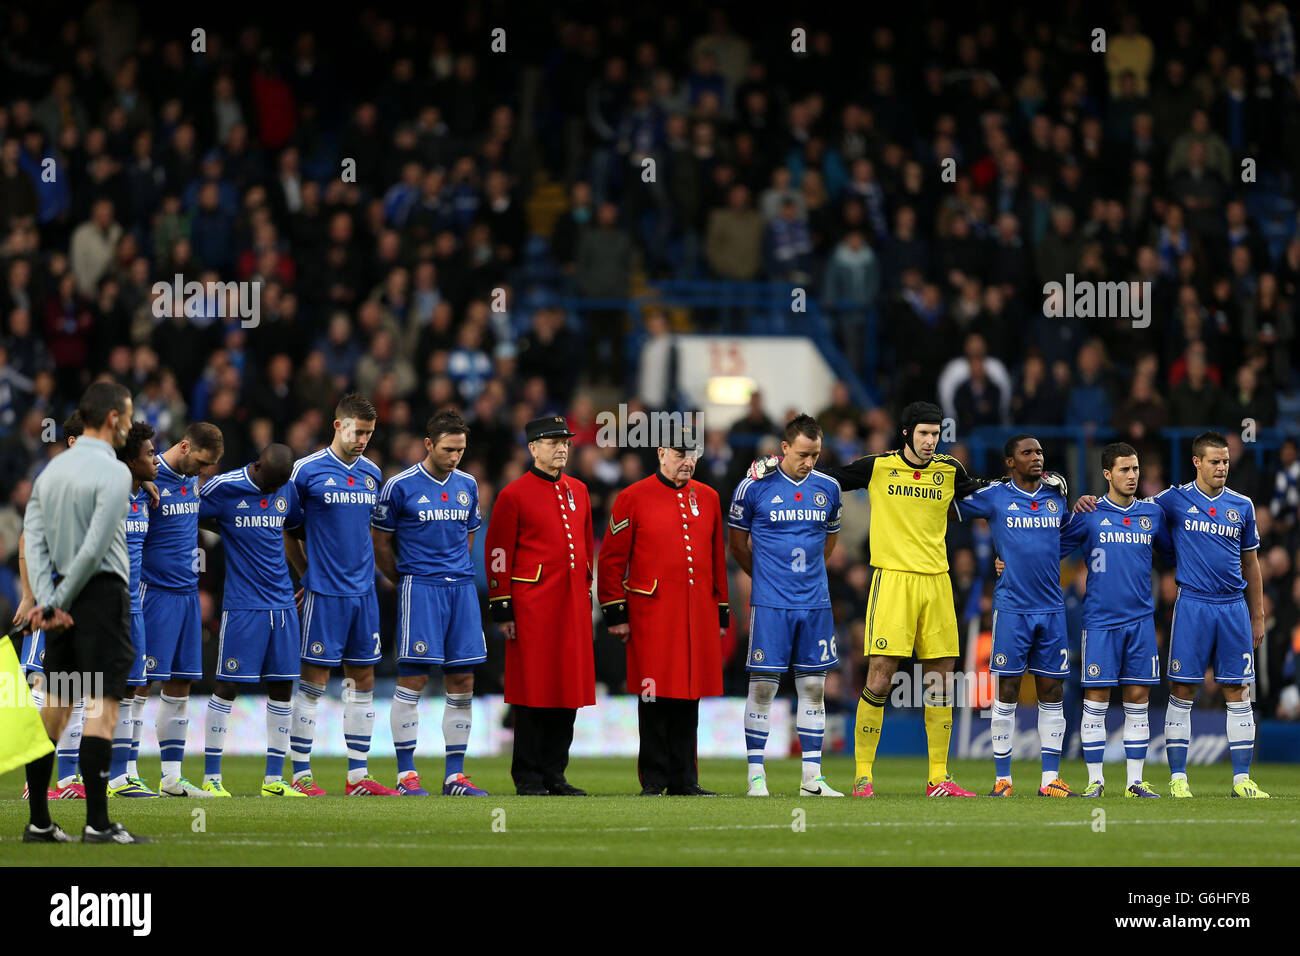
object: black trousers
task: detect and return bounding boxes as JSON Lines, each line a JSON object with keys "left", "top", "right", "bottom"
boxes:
{"left": 511, "top": 705, "right": 577, "bottom": 790}
{"left": 637, "top": 697, "right": 699, "bottom": 792}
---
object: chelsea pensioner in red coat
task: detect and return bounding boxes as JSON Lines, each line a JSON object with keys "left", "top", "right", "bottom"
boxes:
{"left": 597, "top": 465, "right": 729, "bottom": 700}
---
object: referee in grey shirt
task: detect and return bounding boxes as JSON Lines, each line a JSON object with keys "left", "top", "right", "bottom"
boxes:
{"left": 22, "top": 382, "right": 150, "bottom": 844}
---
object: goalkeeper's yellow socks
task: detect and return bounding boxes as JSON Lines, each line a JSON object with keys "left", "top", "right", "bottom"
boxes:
{"left": 923, "top": 688, "right": 953, "bottom": 784}
{"left": 854, "top": 687, "right": 886, "bottom": 782}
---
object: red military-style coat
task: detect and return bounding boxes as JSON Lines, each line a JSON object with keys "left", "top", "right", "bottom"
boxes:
{"left": 596, "top": 472, "right": 729, "bottom": 700}
{"left": 485, "top": 466, "right": 596, "bottom": 709}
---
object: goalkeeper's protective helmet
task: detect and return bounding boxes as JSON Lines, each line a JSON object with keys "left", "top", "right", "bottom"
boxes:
{"left": 899, "top": 401, "right": 944, "bottom": 457}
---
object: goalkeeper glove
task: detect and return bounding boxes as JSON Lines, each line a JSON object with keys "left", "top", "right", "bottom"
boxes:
{"left": 747, "top": 454, "right": 781, "bottom": 480}
{"left": 1040, "top": 470, "right": 1069, "bottom": 500}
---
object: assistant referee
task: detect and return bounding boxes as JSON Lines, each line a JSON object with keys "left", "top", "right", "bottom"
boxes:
{"left": 22, "top": 381, "right": 150, "bottom": 844}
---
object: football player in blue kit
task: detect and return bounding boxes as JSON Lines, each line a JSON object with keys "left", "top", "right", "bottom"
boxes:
{"left": 955, "top": 435, "right": 1077, "bottom": 797}
{"left": 106, "top": 423, "right": 160, "bottom": 797}
{"left": 1156, "top": 433, "right": 1267, "bottom": 798}
{"left": 1060, "top": 443, "right": 1174, "bottom": 798}
{"left": 196, "top": 443, "right": 306, "bottom": 797}
{"left": 372, "top": 410, "right": 489, "bottom": 797}
{"left": 140, "top": 422, "right": 225, "bottom": 797}
{"left": 285, "top": 394, "right": 397, "bottom": 795}
{"left": 728, "top": 415, "right": 843, "bottom": 798}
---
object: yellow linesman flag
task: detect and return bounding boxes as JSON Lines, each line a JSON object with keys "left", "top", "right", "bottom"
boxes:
{"left": 0, "top": 634, "right": 53, "bottom": 776}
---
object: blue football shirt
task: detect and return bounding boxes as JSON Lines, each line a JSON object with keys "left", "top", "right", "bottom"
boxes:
{"left": 1058, "top": 495, "right": 1173, "bottom": 628}
{"left": 1152, "top": 482, "right": 1258, "bottom": 600}
{"left": 955, "top": 480, "right": 1066, "bottom": 612}
{"left": 141, "top": 455, "right": 201, "bottom": 590}
{"left": 289, "top": 446, "right": 382, "bottom": 597}
{"left": 371, "top": 462, "right": 480, "bottom": 581}
{"left": 729, "top": 469, "right": 842, "bottom": 608}
{"left": 124, "top": 487, "right": 150, "bottom": 612}
{"left": 200, "top": 465, "right": 303, "bottom": 609}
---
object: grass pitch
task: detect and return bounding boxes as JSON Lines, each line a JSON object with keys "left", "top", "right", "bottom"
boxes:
{"left": 2, "top": 756, "right": 1298, "bottom": 866}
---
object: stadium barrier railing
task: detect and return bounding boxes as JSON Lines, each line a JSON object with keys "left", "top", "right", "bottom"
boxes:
{"left": 516, "top": 279, "right": 880, "bottom": 407}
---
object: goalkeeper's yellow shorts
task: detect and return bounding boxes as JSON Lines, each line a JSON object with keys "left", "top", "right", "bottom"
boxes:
{"left": 864, "top": 568, "right": 959, "bottom": 659}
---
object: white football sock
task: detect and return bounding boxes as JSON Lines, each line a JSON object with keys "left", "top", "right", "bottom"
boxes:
{"left": 744, "top": 677, "right": 778, "bottom": 772}
{"left": 442, "top": 691, "right": 472, "bottom": 781}
{"left": 1038, "top": 700, "right": 1066, "bottom": 788}
{"left": 1081, "top": 699, "right": 1108, "bottom": 784}
{"left": 391, "top": 685, "right": 421, "bottom": 778}
{"left": 1226, "top": 700, "right": 1255, "bottom": 785}
{"left": 157, "top": 692, "right": 190, "bottom": 782}
{"left": 991, "top": 699, "right": 1016, "bottom": 782}
{"left": 127, "top": 694, "right": 146, "bottom": 778}
{"left": 290, "top": 680, "right": 325, "bottom": 781}
{"left": 204, "top": 694, "right": 233, "bottom": 782}
{"left": 343, "top": 686, "right": 375, "bottom": 784}
{"left": 794, "top": 674, "right": 826, "bottom": 782}
{"left": 1164, "top": 694, "right": 1194, "bottom": 780}
{"left": 109, "top": 698, "right": 135, "bottom": 788}
{"left": 56, "top": 698, "right": 86, "bottom": 786}
{"left": 265, "top": 699, "right": 293, "bottom": 783}
{"left": 1123, "top": 701, "right": 1149, "bottom": 786}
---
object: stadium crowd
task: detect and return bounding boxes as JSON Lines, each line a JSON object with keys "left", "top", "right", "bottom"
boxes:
{"left": 1, "top": 2, "right": 1299, "bottom": 737}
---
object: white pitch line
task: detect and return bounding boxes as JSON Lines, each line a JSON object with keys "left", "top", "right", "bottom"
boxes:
{"left": 27, "top": 818, "right": 1284, "bottom": 849}
{"left": 123, "top": 818, "right": 1300, "bottom": 839}
{"left": 102, "top": 841, "right": 1296, "bottom": 862}
{"left": 157, "top": 839, "right": 613, "bottom": 852}
{"left": 556, "top": 817, "right": 1300, "bottom": 834}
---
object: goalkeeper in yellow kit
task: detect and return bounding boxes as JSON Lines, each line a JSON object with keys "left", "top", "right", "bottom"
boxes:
{"left": 750, "top": 401, "right": 1066, "bottom": 795}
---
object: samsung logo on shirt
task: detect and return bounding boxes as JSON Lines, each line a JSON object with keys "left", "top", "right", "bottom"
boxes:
{"left": 1183, "top": 519, "right": 1239, "bottom": 537}
{"left": 1097, "top": 531, "right": 1152, "bottom": 544}
{"left": 234, "top": 515, "right": 285, "bottom": 528}
{"left": 888, "top": 485, "right": 943, "bottom": 500}
{"left": 125, "top": 520, "right": 149, "bottom": 533}
{"left": 1006, "top": 516, "right": 1060, "bottom": 528}
{"left": 160, "top": 502, "right": 200, "bottom": 516}
{"left": 418, "top": 509, "right": 471, "bottom": 521}
{"left": 323, "top": 492, "right": 377, "bottom": 505}
{"left": 767, "top": 509, "right": 827, "bottom": 521}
